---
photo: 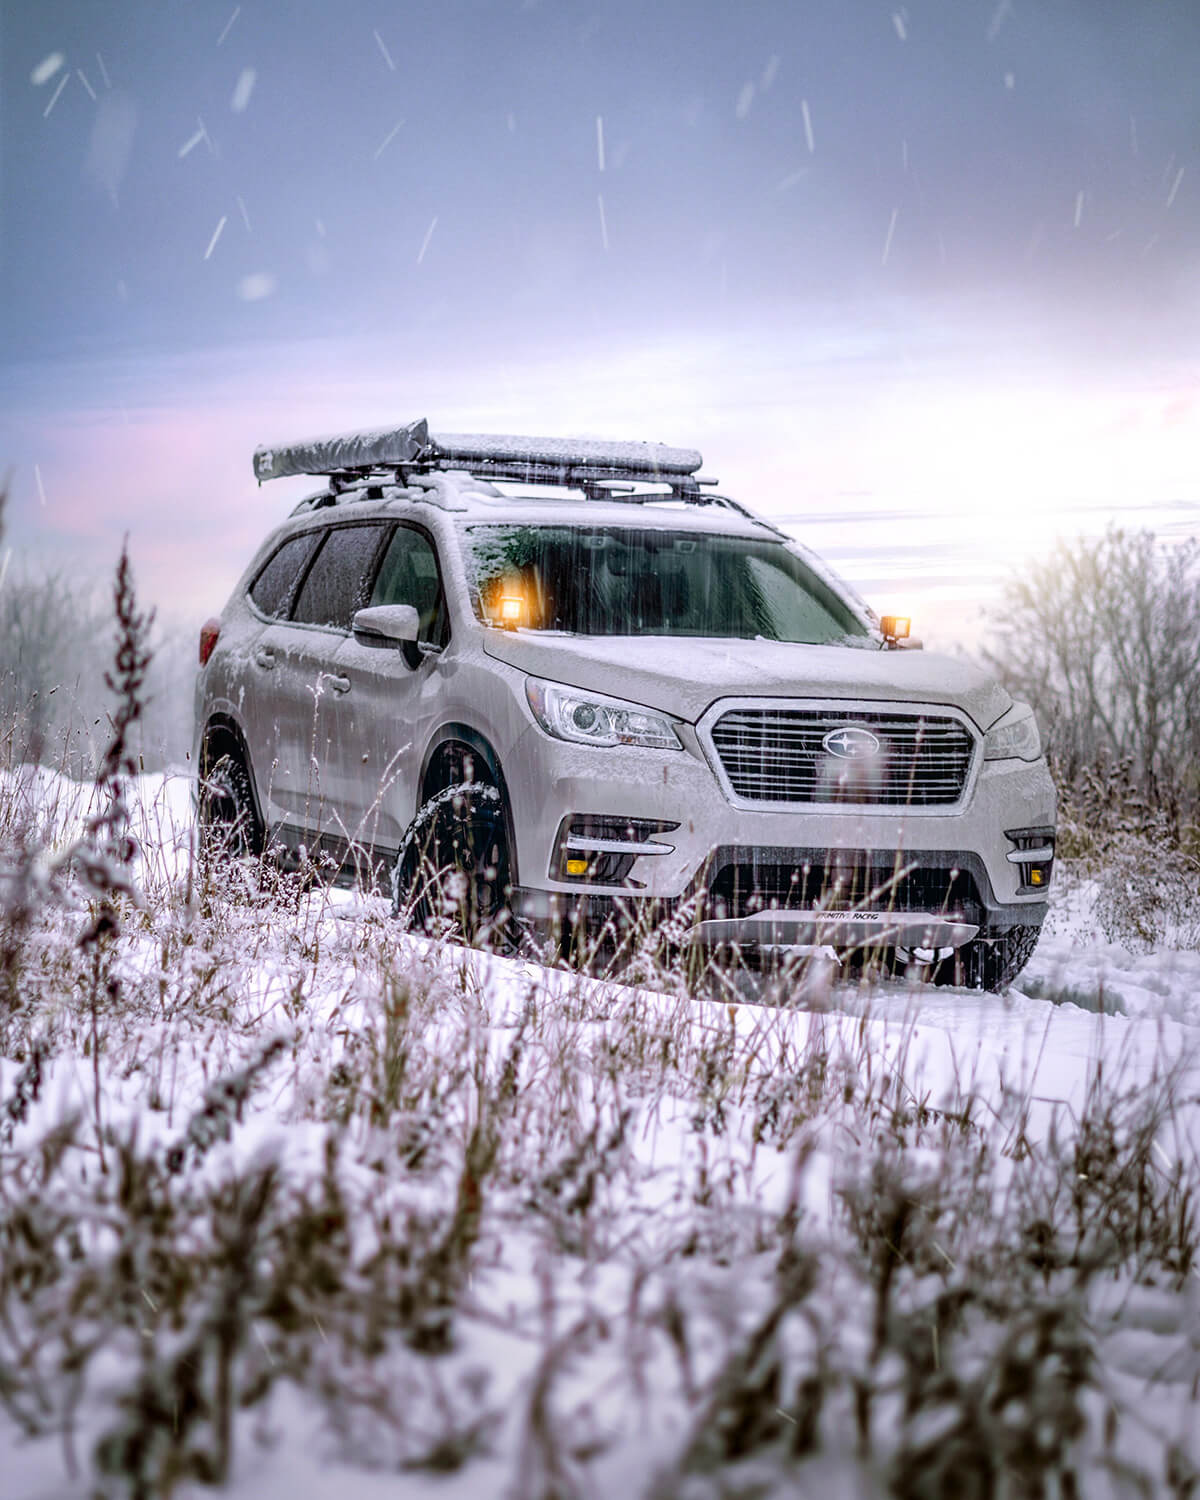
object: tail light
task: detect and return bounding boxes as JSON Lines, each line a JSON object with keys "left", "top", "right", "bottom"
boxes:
{"left": 199, "top": 617, "right": 221, "bottom": 667}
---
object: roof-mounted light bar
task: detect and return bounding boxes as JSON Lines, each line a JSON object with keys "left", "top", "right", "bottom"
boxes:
{"left": 252, "top": 418, "right": 706, "bottom": 491}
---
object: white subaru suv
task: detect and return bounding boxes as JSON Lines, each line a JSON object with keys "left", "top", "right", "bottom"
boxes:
{"left": 194, "top": 419, "right": 1055, "bottom": 989}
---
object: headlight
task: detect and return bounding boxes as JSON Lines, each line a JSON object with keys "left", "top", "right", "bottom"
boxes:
{"left": 526, "top": 678, "right": 682, "bottom": 750}
{"left": 983, "top": 703, "right": 1042, "bottom": 761}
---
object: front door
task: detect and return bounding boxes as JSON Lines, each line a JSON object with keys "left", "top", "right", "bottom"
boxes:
{"left": 325, "top": 522, "right": 451, "bottom": 862}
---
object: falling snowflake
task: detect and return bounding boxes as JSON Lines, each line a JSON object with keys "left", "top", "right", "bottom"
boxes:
{"left": 238, "top": 272, "right": 276, "bottom": 301}
{"left": 31, "top": 52, "right": 65, "bottom": 86}
{"left": 231, "top": 69, "right": 256, "bottom": 113}
{"left": 204, "top": 217, "right": 228, "bottom": 260}
{"left": 416, "top": 217, "right": 438, "bottom": 264}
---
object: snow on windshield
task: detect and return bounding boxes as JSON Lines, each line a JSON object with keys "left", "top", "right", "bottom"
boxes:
{"left": 463, "top": 523, "right": 869, "bottom": 642}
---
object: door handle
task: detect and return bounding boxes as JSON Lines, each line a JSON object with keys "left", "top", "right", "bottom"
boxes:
{"left": 328, "top": 674, "right": 352, "bottom": 695}
{"left": 253, "top": 648, "right": 276, "bottom": 670}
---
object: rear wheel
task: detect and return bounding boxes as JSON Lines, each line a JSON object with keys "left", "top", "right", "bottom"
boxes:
{"left": 198, "top": 735, "right": 263, "bottom": 857}
{"left": 928, "top": 924, "right": 1041, "bottom": 993}
{"left": 392, "top": 774, "right": 513, "bottom": 948}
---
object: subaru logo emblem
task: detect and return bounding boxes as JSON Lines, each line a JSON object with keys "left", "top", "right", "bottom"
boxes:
{"left": 822, "top": 726, "right": 881, "bottom": 759}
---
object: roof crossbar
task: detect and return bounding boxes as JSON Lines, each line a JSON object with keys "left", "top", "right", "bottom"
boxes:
{"left": 253, "top": 418, "right": 710, "bottom": 496}
{"left": 396, "top": 456, "right": 707, "bottom": 495}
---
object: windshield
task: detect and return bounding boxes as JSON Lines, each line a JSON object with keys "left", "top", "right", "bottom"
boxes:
{"left": 464, "top": 524, "right": 868, "bottom": 642}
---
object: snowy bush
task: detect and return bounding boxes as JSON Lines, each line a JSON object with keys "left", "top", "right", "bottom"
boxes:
{"left": 0, "top": 556, "right": 194, "bottom": 777}
{"left": 1048, "top": 760, "right": 1200, "bottom": 951}
{"left": 985, "top": 526, "right": 1200, "bottom": 840}
{"left": 985, "top": 528, "right": 1200, "bottom": 950}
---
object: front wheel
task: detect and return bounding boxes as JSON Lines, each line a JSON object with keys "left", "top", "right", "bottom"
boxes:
{"left": 928, "top": 924, "right": 1041, "bottom": 992}
{"left": 392, "top": 780, "right": 513, "bottom": 948}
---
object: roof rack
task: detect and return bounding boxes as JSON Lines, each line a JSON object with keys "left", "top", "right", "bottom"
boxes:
{"left": 252, "top": 418, "right": 715, "bottom": 498}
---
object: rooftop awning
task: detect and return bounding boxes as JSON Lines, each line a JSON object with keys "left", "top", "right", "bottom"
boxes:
{"left": 252, "top": 418, "right": 703, "bottom": 485}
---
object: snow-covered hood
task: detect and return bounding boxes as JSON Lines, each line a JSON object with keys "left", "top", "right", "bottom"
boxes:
{"left": 482, "top": 633, "right": 1012, "bottom": 730}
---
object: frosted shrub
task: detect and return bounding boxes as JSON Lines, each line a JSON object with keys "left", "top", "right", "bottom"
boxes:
{"left": 985, "top": 527, "right": 1200, "bottom": 831}
{"left": 1093, "top": 837, "right": 1200, "bottom": 952}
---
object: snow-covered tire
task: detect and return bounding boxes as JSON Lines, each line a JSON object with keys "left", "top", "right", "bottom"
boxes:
{"left": 929, "top": 924, "right": 1041, "bottom": 993}
{"left": 391, "top": 780, "right": 513, "bottom": 948}
{"left": 198, "top": 739, "right": 263, "bottom": 857}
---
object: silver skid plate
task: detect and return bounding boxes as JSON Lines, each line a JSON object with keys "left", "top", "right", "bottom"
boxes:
{"left": 693, "top": 910, "right": 979, "bottom": 950}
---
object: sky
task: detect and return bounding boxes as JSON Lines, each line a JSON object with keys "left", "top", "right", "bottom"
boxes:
{"left": 2, "top": 0, "right": 1199, "bottom": 644}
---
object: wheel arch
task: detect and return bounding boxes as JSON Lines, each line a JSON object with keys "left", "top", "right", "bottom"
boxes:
{"left": 419, "top": 723, "right": 519, "bottom": 887}
{"left": 199, "top": 712, "right": 265, "bottom": 830}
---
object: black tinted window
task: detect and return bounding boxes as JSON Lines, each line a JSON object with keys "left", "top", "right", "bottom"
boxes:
{"left": 248, "top": 532, "right": 321, "bottom": 618}
{"left": 293, "top": 525, "right": 385, "bottom": 631}
{"left": 369, "top": 527, "right": 448, "bottom": 645}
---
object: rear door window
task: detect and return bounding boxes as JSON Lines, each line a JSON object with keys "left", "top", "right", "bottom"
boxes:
{"left": 248, "top": 531, "right": 322, "bottom": 619}
{"left": 292, "top": 524, "right": 387, "bottom": 631}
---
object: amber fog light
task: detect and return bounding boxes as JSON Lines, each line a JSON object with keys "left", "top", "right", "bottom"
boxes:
{"left": 1005, "top": 826, "right": 1055, "bottom": 893}
{"left": 551, "top": 814, "right": 679, "bottom": 886}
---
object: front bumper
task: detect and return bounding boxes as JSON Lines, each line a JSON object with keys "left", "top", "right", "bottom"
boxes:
{"left": 505, "top": 713, "right": 1056, "bottom": 944}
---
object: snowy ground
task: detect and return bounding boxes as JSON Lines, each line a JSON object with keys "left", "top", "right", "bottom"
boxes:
{"left": 1, "top": 769, "right": 1198, "bottom": 1499}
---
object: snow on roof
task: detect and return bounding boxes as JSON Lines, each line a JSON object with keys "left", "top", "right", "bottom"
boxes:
{"left": 429, "top": 431, "right": 703, "bottom": 475}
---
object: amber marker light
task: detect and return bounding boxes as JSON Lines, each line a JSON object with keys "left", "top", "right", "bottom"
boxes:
{"left": 879, "top": 614, "right": 911, "bottom": 642}
{"left": 498, "top": 595, "right": 525, "bottom": 628}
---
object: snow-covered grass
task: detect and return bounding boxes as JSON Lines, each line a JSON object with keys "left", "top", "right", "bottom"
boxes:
{"left": 2, "top": 765, "right": 1199, "bottom": 1499}
{"left": 1022, "top": 839, "right": 1200, "bottom": 1024}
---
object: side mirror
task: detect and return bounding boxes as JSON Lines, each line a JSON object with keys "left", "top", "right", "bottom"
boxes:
{"left": 352, "top": 604, "right": 420, "bottom": 646}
